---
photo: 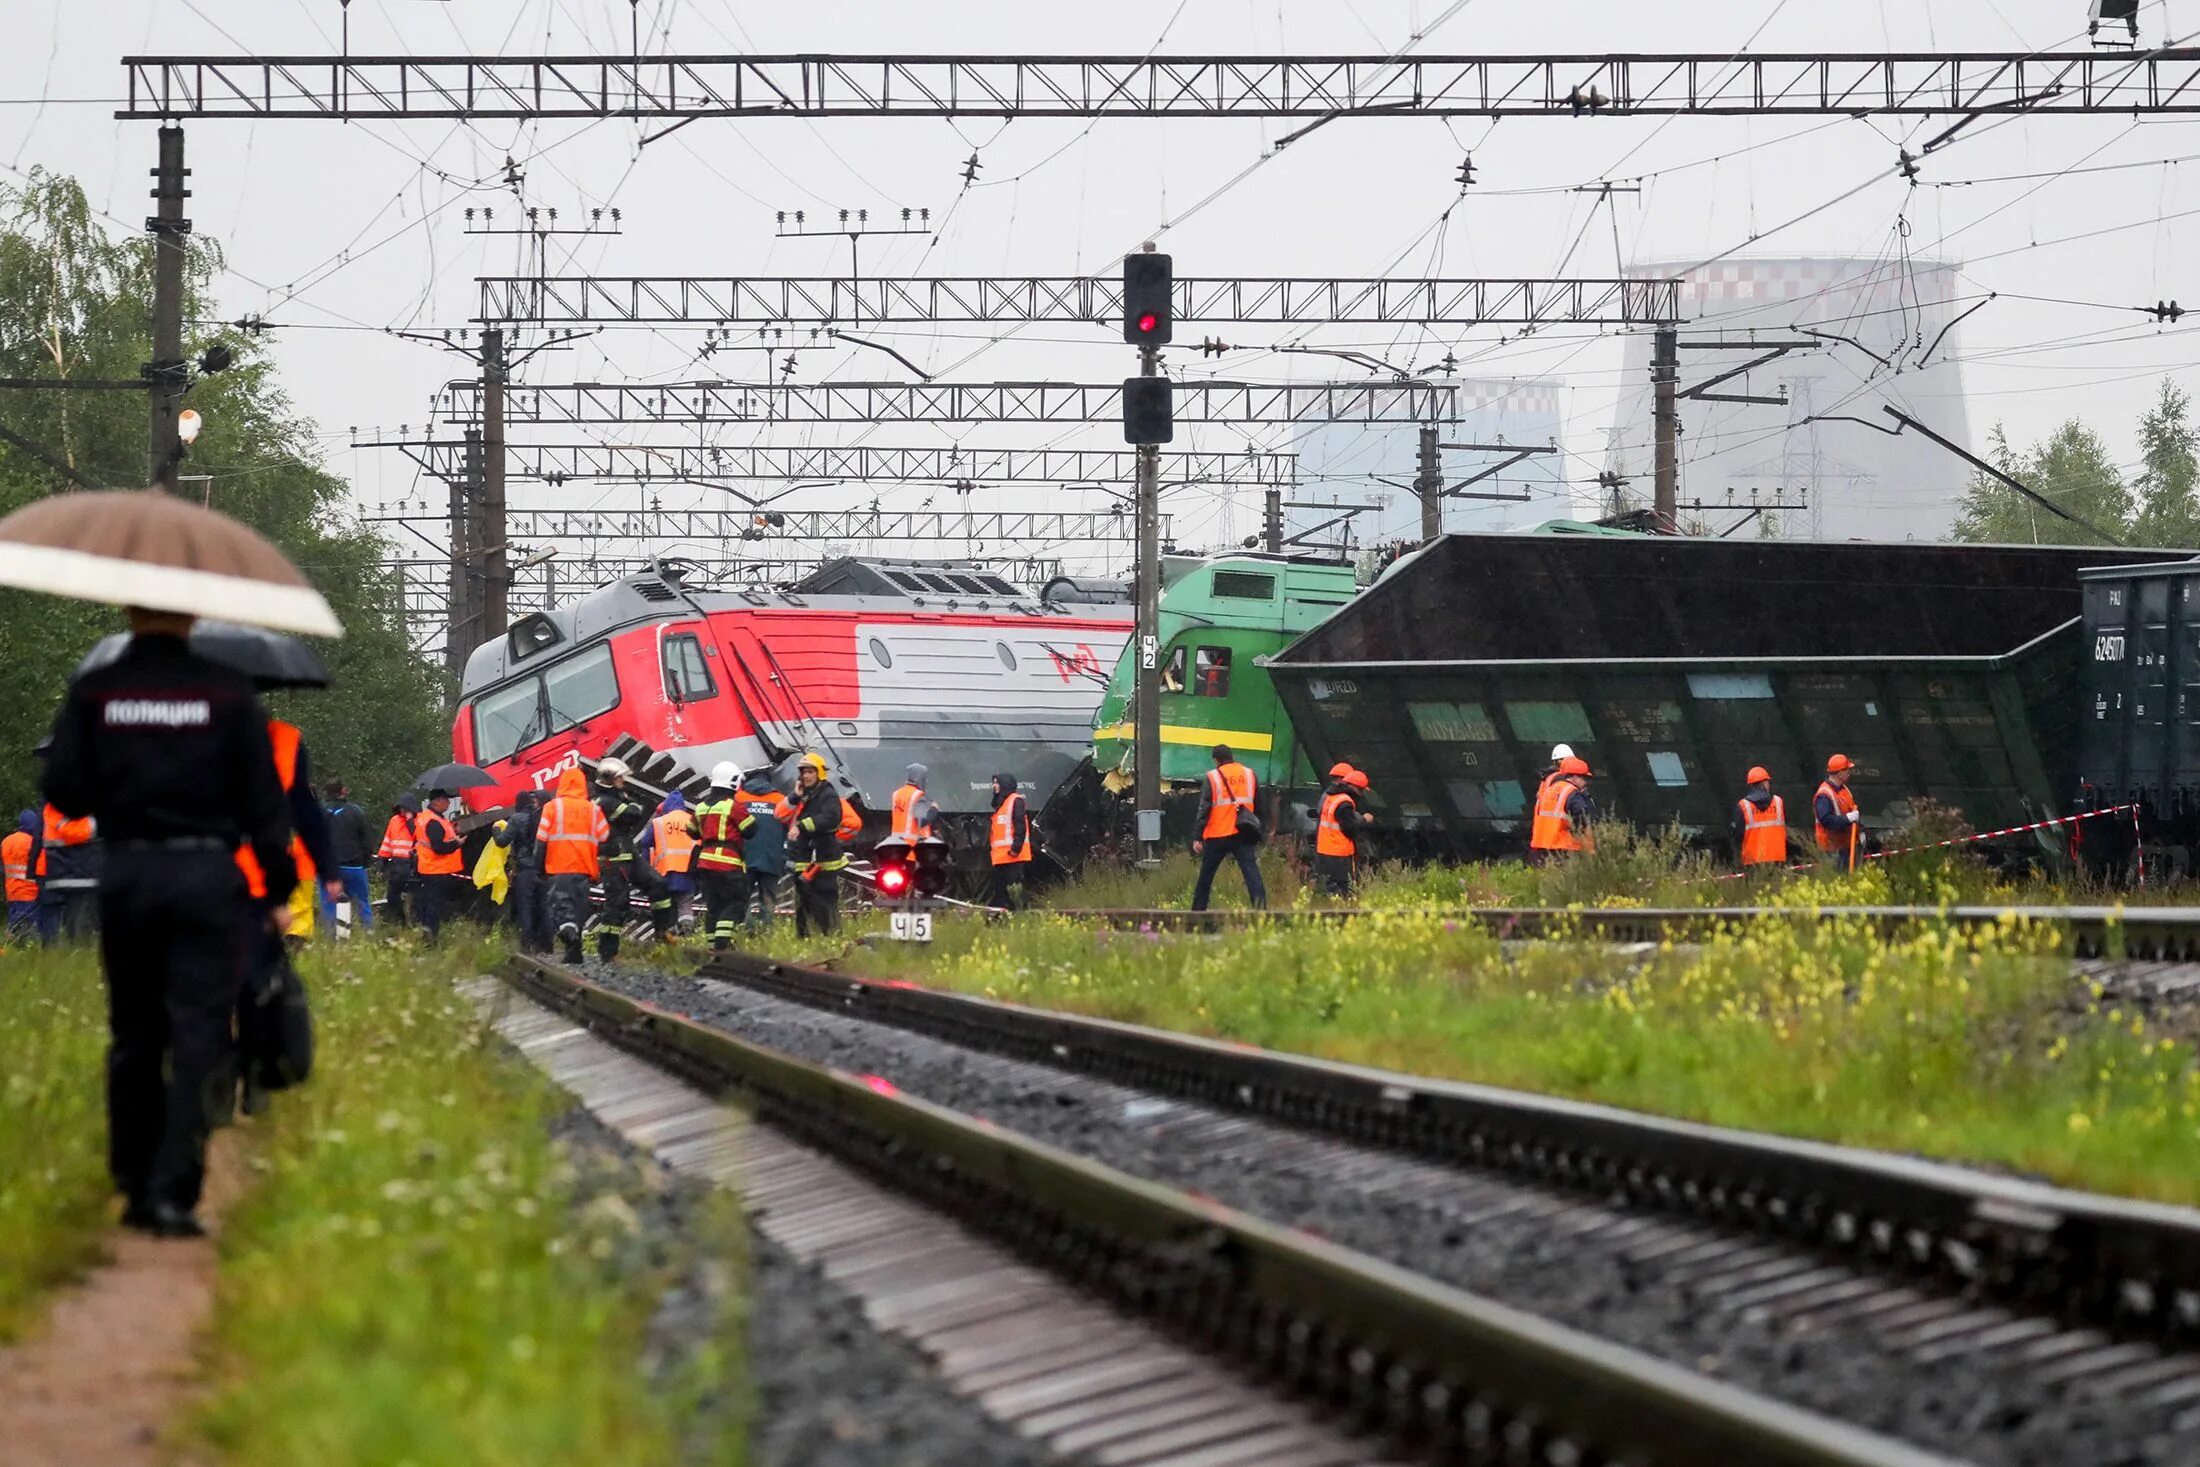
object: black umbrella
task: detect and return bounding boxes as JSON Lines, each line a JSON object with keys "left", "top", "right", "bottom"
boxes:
{"left": 413, "top": 762, "right": 497, "bottom": 792}
{"left": 76, "top": 619, "right": 330, "bottom": 691}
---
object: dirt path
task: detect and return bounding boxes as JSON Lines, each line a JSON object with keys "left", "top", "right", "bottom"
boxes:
{"left": 0, "top": 1132, "right": 246, "bottom": 1467}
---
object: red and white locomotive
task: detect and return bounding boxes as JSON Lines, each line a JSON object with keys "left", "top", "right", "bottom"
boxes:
{"left": 450, "top": 557, "right": 1131, "bottom": 856}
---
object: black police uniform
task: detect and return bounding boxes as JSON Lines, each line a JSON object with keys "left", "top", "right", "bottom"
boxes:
{"left": 592, "top": 779, "right": 648, "bottom": 960}
{"left": 42, "top": 632, "right": 295, "bottom": 1232}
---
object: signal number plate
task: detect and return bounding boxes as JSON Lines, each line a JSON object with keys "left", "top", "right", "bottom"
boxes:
{"left": 889, "top": 911, "right": 934, "bottom": 943}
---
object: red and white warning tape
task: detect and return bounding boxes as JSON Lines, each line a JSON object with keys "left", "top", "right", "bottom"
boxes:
{"left": 1863, "top": 803, "right": 2140, "bottom": 861}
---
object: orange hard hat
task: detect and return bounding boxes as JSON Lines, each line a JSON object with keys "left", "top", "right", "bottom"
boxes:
{"left": 1559, "top": 756, "right": 1591, "bottom": 778}
{"left": 1329, "top": 762, "right": 1356, "bottom": 780}
{"left": 1826, "top": 753, "right": 1855, "bottom": 774}
{"left": 1745, "top": 765, "right": 1771, "bottom": 785}
{"left": 1345, "top": 768, "right": 1370, "bottom": 790}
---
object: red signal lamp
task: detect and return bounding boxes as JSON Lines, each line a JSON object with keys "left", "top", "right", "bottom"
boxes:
{"left": 876, "top": 864, "right": 910, "bottom": 897}
{"left": 1137, "top": 312, "right": 1160, "bottom": 334}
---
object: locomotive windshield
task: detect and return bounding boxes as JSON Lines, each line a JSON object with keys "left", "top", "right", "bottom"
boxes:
{"left": 469, "top": 643, "right": 621, "bottom": 764}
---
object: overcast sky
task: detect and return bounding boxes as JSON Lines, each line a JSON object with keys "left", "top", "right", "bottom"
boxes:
{"left": 2, "top": 0, "right": 2196, "bottom": 573}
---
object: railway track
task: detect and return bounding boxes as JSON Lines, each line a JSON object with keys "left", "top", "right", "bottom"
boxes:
{"left": 1047, "top": 904, "right": 2200, "bottom": 960}
{"left": 498, "top": 954, "right": 1951, "bottom": 1467}
{"left": 637, "top": 946, "right": 2200, "bottom": 1465}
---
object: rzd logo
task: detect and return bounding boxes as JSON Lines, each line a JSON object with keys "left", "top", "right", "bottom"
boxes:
{"left": 1048, "top": 644, "right": 1102, "bottom": 682}
{"left": 2094, "top": 634, "right": 2127, "bottom": 662}
{"left": 530, "top": 748, "right": 581, "bottom": 788}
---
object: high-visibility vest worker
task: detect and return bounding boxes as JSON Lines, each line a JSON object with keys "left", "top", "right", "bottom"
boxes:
{"left": 836, "top": 799, "right": 863, "bottom": 843}
{"left": 415, "top": 804, "right": 466, "bottom": 877}
{"left": 539, "top": 767, "right": 608, "bottom": 877}
{"left": 235, "top": 719, "right": 316, "bottom": 899}
{"left": 2, "top": 826, "right": 35, "bottom": 903}
{"left": 649, "top": 809, "right": 698, "bottom": 877}
{"left": 35, "top": 804, "right": 94, "bottom": 877}
{"left": 1202, "top": 761, "right": 1258, "bottom": 840}
{"left": 1316, "top": 789, "right": 1360, "bottom": 858}
{"left": 1815, "top": 754, "right": 1861, "bottom": 853}
{"left": 890, "top": 783, "right": 932, "bottom": 841}
{"left": 1737, "top": 766, "right": 1788, "bottom": 867}
{"left": 990, "top": 787, "right": 1033, "bottom": 866}
{"left": 694, "top": 793, "right": 754, "bottom": 872}
{"left": 377, "top": 809, "right": 416, "bottom": 863}
{"left": 1530, "top": 757, "right": 1593, "bottom": 854}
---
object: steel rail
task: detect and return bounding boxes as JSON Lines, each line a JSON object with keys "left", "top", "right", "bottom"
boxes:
{"left": 506, "top": 954, "right": 1946, "bottom": 1467}
{"left": 1044, "top": 903, "right": 2200, "bottom": 960}
{"left": 696, "top": 945, "right": 2200, "bottom": 1347}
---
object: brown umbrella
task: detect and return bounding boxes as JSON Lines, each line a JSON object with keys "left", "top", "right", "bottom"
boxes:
{"left": 0, "top": 488, "right": 342, "bottom": 638}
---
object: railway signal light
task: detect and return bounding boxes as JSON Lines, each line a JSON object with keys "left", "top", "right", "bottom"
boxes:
{"left": 876, "top": 861, "right": 910, "bottom": 898}
{"left": 913, "top": 836, "right": 953, "bottom": 898}
{"left": 1122, "top": 376, "right": 1174, "bottom": 445}
{"left": 871, "top": 836, "right": 916, "bottom": 901}
{"left": 1123, "top": 250, "right": 1174, "bottom": 346}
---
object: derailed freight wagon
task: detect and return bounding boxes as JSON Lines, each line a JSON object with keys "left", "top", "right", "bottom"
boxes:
{"left": 2076, "top": 560, "right": 2200, "bottom": 868}
{"left": 1265, "top": 534, "right": 2168, "bottom": 858}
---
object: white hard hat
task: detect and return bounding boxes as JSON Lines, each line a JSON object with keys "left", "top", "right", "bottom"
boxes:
{"left": 1550, "top": 743, "right": 1575, "bottom": 762}
{"left": 595, "top": 755, "right": 631, "bottom": 781}
{"left": 709, "top": 761, "right": 741, "bottom": 788}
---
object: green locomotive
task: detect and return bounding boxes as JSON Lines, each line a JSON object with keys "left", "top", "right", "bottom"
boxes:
{"left": 1091, "top": 553, "right": 1358, "bottom": 806}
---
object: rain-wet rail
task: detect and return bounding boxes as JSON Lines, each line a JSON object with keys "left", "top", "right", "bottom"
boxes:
{"left": 1047, "top": 904, "right": 2200, "bottom": 961}
{"left": 501, "top": 954, "right": 1950, "bottom": 1467}
{"left": 673, "top": 947, "right": 2200, "bottom": 1464}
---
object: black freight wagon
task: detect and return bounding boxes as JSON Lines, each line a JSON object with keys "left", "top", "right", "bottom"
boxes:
{"left": 2077, "top": 561, "right": 2200, "bottom": 869}
{"left": 1265, "top": 535, "right": 2172, "bottom": 859}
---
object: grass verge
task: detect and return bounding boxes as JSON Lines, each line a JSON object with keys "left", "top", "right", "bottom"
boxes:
{"left": 196, "top": 934, "right": 747, "bottom": 1467}
{"left": 745, "top": 885, "right": 2200, "bottom": 1205}
{"left": 0, "top": 943, "right": 111, "bottom": 1341}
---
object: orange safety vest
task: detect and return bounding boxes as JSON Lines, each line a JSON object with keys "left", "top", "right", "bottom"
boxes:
{"left": 414, "top": 808, "right": 464, "bottom": 876}
{"left": 377, "top": 812, "right": 415, "bottom": 862}
{"left": 2, "top": 829, "right": 35, "bottom": 903}
{"left": 1315, "top": 791, "right": 1357, "bottom": 858}
{"left": 1529, "top": 777, "right": 1582, "bottom": 853}
{"left": 649, "top": 810, "right": 698, "bottom": 877}
{"left": 836, "top": 799, "right": 863, "bottom": 842}
{"left": 890, "top": 784, "right": 931, "bottom": 841}
{"left": 1814, "top": 781, "right": 1859, "bottom": 852}
{"left": 1202, "top": 763, "right": 1257, "bottom": 840}
{"left": 990, "top": 793, "right": 1032, "bottom": 866}
{"left": 1738, "top": 795, "right": 1788, "bottom": 866}
{"left": 538, "top": 794, "right": 606, "bottom": 877}
{"left": 35, "top": 804, "right": 94, "bottom": 877}
{"left": 236, "top": 720, "right": 315, "bottom": 900}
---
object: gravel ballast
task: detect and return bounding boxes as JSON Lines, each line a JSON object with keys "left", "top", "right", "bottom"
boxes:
{"left": 592, "top": 963, "right": 2194, "bottom": 1467}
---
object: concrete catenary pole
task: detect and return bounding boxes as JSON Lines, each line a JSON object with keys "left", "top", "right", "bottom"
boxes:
{"left": 1652, "top": 326, "right": 1679, "bottom": 529}
{"left": 480, "top": 327, "right": 509, "bottom": 640}
{"left": 1416, "top": 424, "right": 1442, "bottom": 543}
{"left": 1134, "top": 340, "right": 1163, "bottom": 860}
{"left": 147, "top": 127, "right": 189, "bottom": 488}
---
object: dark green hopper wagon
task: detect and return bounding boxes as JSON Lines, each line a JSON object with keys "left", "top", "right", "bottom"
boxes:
{"left": 1264, "top": 535, "right": 2167, "bottom": 857}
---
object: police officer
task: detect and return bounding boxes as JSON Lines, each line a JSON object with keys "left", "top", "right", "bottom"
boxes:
{"left": 789, "top": 753, "right": 847, "bottom": 937}
{"left": 592, "top": 756, "right": 649, "bottom": 961}
{"left": 42, "top": 606, "right": 295, "bottom": 1238}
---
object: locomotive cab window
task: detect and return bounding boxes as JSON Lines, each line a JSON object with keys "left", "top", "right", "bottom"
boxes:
{"left": 1162, "top": 644, "right": 1187, "bottom": 693}
{"left": 472, "top": 678, "right": 545, "bottom": 765}
{"left": 543, "top": 644, "right": 621, "bottom": 735}
{"left": 1194, "top": 646, "right": 1233, "bottom": 698}
{"left": 1211, "top": 570, "right": 1276, "bottom": 601}
{"left": 663, "top": 633, "right": 718, "bottom": 702}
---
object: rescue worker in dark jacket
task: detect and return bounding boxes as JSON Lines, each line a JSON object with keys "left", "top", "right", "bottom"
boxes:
{"left": 494, "top": 790, "right": 550, "bottom": 953}
{"left": 4, "top": 808, "right": 40, "bottom": 942}
{"left": 412, "top": 791, "right": 467, "bottom": 941}
{"left": 1733, "top": 766, "right": 1789, "bottom": 875}
{"left": 1191, "top": 743, "right": 1266, "bottom": 911}
{"left": 43, "top": 608, "right": 295, "bottom": 1238}
{"left": 739, "top": 769, "right": 790, "bottom": 929}
{"left": 1313, "top": 763, "right": 1372, "bottom": 897}
{"left": 592, "top": 756, "right": 649, "bottom": 960}
{"left": 36, "top": 799, "right": 100, "bottom": 942}
{"left": 987, "top": 772, "right": 1034, "bottom": 911}
{"left": 376, "top": 793, "right": 418, "bottom": 928}
{"left": 319, "top": 779, "right": 376, "bottom": 933}
{"left": 694, "top": 763, "right": 757, "bottom": 951}
{"left": 789, "top": 753, "right": 846, "bottom": 937}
